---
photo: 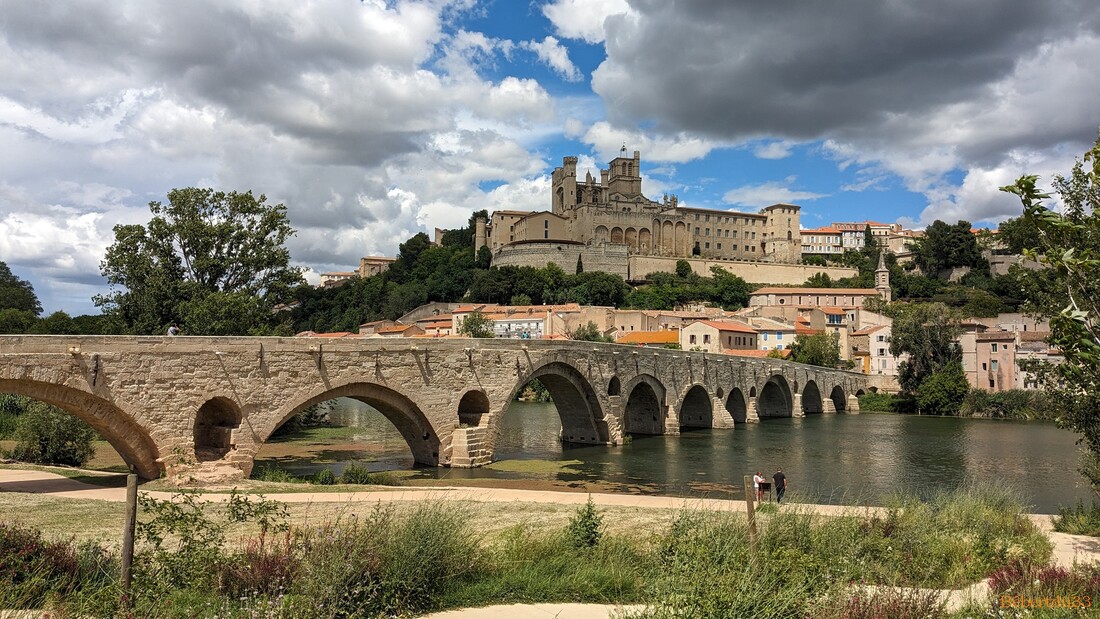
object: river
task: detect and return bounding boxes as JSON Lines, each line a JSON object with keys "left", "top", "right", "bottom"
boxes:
{"left": 256, "top": 399, "right": 1095, "bottom": 514}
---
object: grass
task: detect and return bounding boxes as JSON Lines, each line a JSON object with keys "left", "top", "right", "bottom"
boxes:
{"left": 1053, "top": 500, "right": 1100, "bottom": 536}
{"left": 0, "top": 476, "right": 1064, "bottom": 618}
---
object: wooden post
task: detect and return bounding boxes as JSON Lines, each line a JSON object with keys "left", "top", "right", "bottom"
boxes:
{"left": 121, "top": 469, "right": 138, "bottom": 590}
{"left": 742, "top": 474, "right": 757, "bottom": 555}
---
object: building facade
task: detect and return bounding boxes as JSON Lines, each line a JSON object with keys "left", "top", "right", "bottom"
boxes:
{"left": 478, "top": 151, "right": 802, "bottom": 264}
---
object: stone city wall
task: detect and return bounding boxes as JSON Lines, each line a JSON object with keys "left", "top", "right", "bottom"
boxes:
{"left": 628, "top": 256, "right": 858, "bottom": 284}
{"left": 492, "top": 242, "right": 630, "bottom": 278}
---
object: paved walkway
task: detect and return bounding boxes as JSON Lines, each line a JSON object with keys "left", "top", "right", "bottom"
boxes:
{"left": 3, "top": 468, "right": 1098, "bottom": 618}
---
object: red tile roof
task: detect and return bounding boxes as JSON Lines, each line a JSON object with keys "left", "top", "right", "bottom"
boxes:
{"left": 751, "top": 287, "right": 879, "bottom": 295}
{"left": 619, "top": 330, "right": 680, "bottom": 345}
{"left": 697, "top": 320, "right": 757, "bottom": 334}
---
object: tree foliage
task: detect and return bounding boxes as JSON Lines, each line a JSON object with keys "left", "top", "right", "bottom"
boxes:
{"left": 570, "top": 321, "right": 612, "bottom": 343}
{"left": 916, "top": 361, "right": 969, "bottom": 416}
{"left": 458, "top": 310, "right": 494, "bottom": 338}
{"left": 788, "top": 332, "right": 842, "bottom": 368}
{"left": 888, "top": 302, "right": 963, "bottom": 394}
{"left": 910, "top": 220, "right": 987, "bottom": 277}
{"left": 0, "top": 261, "right": 41, "bottom": 314}
{"left": 5, "top": 397, "right": 96, "bottom": 467}
{"left": 96, "top": 188, "right": 303, "bottom": 335}
{"left": 1001, "top": 133, "right": 1100, "bottom": 489}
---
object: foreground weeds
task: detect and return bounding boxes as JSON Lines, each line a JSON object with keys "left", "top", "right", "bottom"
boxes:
{"left": 0, "top": 484, "right": 1067, "bottom": 618}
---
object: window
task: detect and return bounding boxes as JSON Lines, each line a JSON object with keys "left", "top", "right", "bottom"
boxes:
{"left": 775, "top": 332, "right": 783, "bottom": 340}
{"left": 705, "top": 214, "right": 710, "bottom": 222}
{"left": 690, "top": 334, "right": 697, "bottom": 344}
{"left": 777, "top": 344, "right": 783, "bottom": 350}
{"left": 877, "top": 348, "right": 886, "bottom": 356}
{"left": 751, "top": 232, "right": 756, "bottom": 239}
{"left": 705, "top": 242, "right": 710, "bottom": 249}
{"left": 695, "top": 214, "right": 700, "bottom": 220}
{"left": 982, "top": 362, "right": 987, "bottom": 370}
{"left": 544, "top": 220, "right": 549, "bottom": 228}
{"left": 705, "top": 228, "right": 710, "bottom": 236}
{"left": 763, "top": 333, "right": 769, "bottom": 341}
{"left": 876, "top": 335, "right": 885, "bottom": 342}
{"left": 717, "top": 243, "right": 722, "bottom": 250}
{"left": 703, "top": 334, "right": 711, "bottom": 344}
{"left": 695, "top": 227, "right": 701, "bottom": 234}
{"left": 991, "top": 343, "right": 998, "bottom": 352}
{"left": 991, "top": 360, "right": 999, "bottom": 371}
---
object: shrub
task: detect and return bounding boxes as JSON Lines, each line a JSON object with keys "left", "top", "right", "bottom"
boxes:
{"left": 916, "top": 361, "right": 969, "bottom": 415}
{"left": 567, "top": 496, "right": 604, "bottom": 549}
{"left": 340, "top": 462, "right": 373, "bottom": 484}
{"left": 252, "top": 464, "right": 304, "bottom": 484}
{"left": 0, "top": 523, "right": 115, "bottom": 608}
{"left": 987, "top": 559, "right": 1100, "bottom": 600}
{"left": 858, "top": 392, "right": 896, "bottom": 412}
{"left": 811, "top": 588, "right": 948, "bottom": 619}
{"left": 1053, "top": 501, "right": 1100, "bottom": 536}
{"left": 6, "top": 399, "right": 96, "bottom": 466}
{"left": 314, "top": 469, "right": 336, "bottom": 485}
{"left": 959, "top": 389, "right": 1057, "bottom": 419}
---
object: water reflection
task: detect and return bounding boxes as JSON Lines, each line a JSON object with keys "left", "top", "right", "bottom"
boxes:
{"left": 256, "top": 398, "right": 1093, "bottom": 513}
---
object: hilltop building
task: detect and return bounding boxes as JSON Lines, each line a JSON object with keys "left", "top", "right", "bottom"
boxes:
{"left": 475, "top": 150, "right": 802, "bottom": 265}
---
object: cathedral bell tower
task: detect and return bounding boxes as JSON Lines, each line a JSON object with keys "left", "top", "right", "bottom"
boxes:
{"left": 875, "top": 250, "right": 892, "bottom": 302}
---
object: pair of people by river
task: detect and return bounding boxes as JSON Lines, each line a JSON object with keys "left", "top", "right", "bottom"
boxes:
{"left": 752, "top": 468, "right": 787, "bottom": 503}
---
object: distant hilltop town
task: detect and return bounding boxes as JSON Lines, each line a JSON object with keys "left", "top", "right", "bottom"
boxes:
{"left": 321, "top": 150, "right": 931, "bottom": 287}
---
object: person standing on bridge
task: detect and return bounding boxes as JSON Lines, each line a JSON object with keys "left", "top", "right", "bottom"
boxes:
{"left": 753, "top": 471, "right": 765, "bottom": 502}
{"left": 773, "top": 467, "right": 787, "bottom": 504}
{"left": 167, "top": 323, "right": 180, "bottom": 336}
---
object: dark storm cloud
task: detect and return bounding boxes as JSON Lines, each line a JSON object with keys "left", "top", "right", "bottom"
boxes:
{"left": 594, "top": 0, "right": 1100, "bottom": 154}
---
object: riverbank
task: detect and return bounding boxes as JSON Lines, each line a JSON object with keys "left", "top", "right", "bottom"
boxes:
{"left": 3, "top": 467, "right": 1099, "bottom": 618}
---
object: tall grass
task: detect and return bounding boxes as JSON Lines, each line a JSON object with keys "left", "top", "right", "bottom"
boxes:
{"left": 0, "top": 483, "right": 1059, "bottom": 618}
{"left": 1053, "top": 500, "right": 1100, "bottom": 536}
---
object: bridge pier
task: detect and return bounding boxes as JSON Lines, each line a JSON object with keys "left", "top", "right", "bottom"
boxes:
{"left": 746, "top": 398, "right": 760, "bottom": 423}
{"left": 663, "top": 404, "right": 680, "bottom": 435}
{"left": 450, "top": 426, "right": 491, "bottom": 468}
{"left": 711, "top": 396, "right": 735, "bottom": 429}
{"left": 847, "top": 394, "right": 861, "bottom": 414}
{"left": 792, "top": 393, "right": 805, "bottom": 418}
{"left": 822, "top": 399, "right": 836, "bottom": 414}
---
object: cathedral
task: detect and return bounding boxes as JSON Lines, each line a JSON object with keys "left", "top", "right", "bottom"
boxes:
{"left": 476, "top": 150, "right": 802, "bottom": 264}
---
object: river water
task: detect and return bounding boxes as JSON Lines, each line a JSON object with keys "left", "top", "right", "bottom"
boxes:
{"left": 261, "top": 399, "right": 1095, "bottom": 514}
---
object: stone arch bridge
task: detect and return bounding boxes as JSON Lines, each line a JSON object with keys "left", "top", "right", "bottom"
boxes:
{"left": 0, "top": 336, "right": 869, "bottom": 481}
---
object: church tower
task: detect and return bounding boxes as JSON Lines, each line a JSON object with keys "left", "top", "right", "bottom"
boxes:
{"left": 875, "top": 250, "right": 892, "bottom": 302}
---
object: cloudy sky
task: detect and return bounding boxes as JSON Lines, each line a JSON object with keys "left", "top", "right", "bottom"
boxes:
{"left": 2, "top": 0, "right": 1098, "bottom": 314}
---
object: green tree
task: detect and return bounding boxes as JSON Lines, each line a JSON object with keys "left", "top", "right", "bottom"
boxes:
{"left": 863, "top": 224, "right": 876, "bottom": 250}
{"left": 1001, "top": 133, "right": 1100, "bottom": 487}
{"left": 509, "top": 293, "right": 533, "bottom": 306}
{"left": 569, "top": 321, "right": 612, "bottom": 342}
{"left": 910, "top": 220, "right": 986, "bottom": 276}
{"left": 0, "top": 261, "right": 41, "bottom": 314}
{"left": 788, "top": 332, "right": 842, "bottom": 368}
{"left": 458, "top": 310, "right": 494, "bottom": 338}
{"left": 96, "top": 188, "right": 303, "bottom": 335}
{"left": 576, "top": 254, "right": 584, "bottom": 274}
{"left": 805, "top": 272, "right": 835, "bottom": 288}
{"left": 675, "top": 259, "right": 693, "bottom": 278}
{"left": 6, "top": 398, "right": 96, "bottom": 467}
{"left": 801, "top": 255, "right": 827, "bottom": 266}
{"left": 996, "top": 215, "right": 1042, "bottom": 255}
{"left": 916, "top": 361, "right": 969, "bottom": 416}
{"left": 888, "top": 302, "right": 962, "bottom": 393}
{"left": 708, "top": 266, "right": 751, "bottom": 310}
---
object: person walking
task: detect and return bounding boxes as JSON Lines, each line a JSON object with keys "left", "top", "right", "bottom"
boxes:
{"left": 773, "top": 467, "right": 787, "bottom": 504}
{"left": 753, "top": 470, "right": 765, "bottom": 502}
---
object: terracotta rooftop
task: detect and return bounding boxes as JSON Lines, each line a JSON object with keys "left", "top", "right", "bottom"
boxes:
{"left": 696, "top": 320, "right": 757, "bottom": 334}
{"left": 376, "top": 324, "right": 415, "bottom": 334}
{"left": 295, "top": 331, "right": 356, "bottom": 338}
{"left": 619, "top": 330, "right": 680, "bottom": 345}
{"left": 852, "top": 325, "right": 887, "bottom": 336}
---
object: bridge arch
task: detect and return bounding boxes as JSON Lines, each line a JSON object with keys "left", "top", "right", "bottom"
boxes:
{"left": 507, "top": 361, "right": 608, "bottom": 444}
{"left": 262, "top": 381, "right": 440, "bottom": 470}
{"left": 0, "top": 378, "right": 161, "bottom": 478}
{"left": 607, "top": 376, "right": 621, "bottom": 397}
{"left": 726, "top": 387, "right": 748, "bottom": 423}
{"left": 458, "top": 389, "right": 490, "bottom": 426}
{"left": 802, "top": 380, "right": 824, "bottom": 414}
{"left": 678, "top": 384, "right": 713, "bottom": 428}
{"left": 194, "top": 396, "right": 242, "bottom": 462}
{"left": 622, "top": 374, "right": 665, "bottom": 435}
{"left": 830, "top": 385, "right": 847, "bottom": 412}
{"left": 758, "top": 375, "right": 793, "bottom": 418}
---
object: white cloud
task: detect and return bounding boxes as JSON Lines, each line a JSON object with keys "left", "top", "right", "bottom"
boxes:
{"left": 583, "top": 121, "right": 725, "bottom": 163}
{"left": 521, "top": 36, "right": 583, "bottom": 82}
{"left": 542, "top": 0, "right": 634, "bottom": 44}
{"left": 723, "top": 180, "right": 828, "bottom": 208}
{"left": 753, "top": 141, "right": 795, "bottom": 160}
